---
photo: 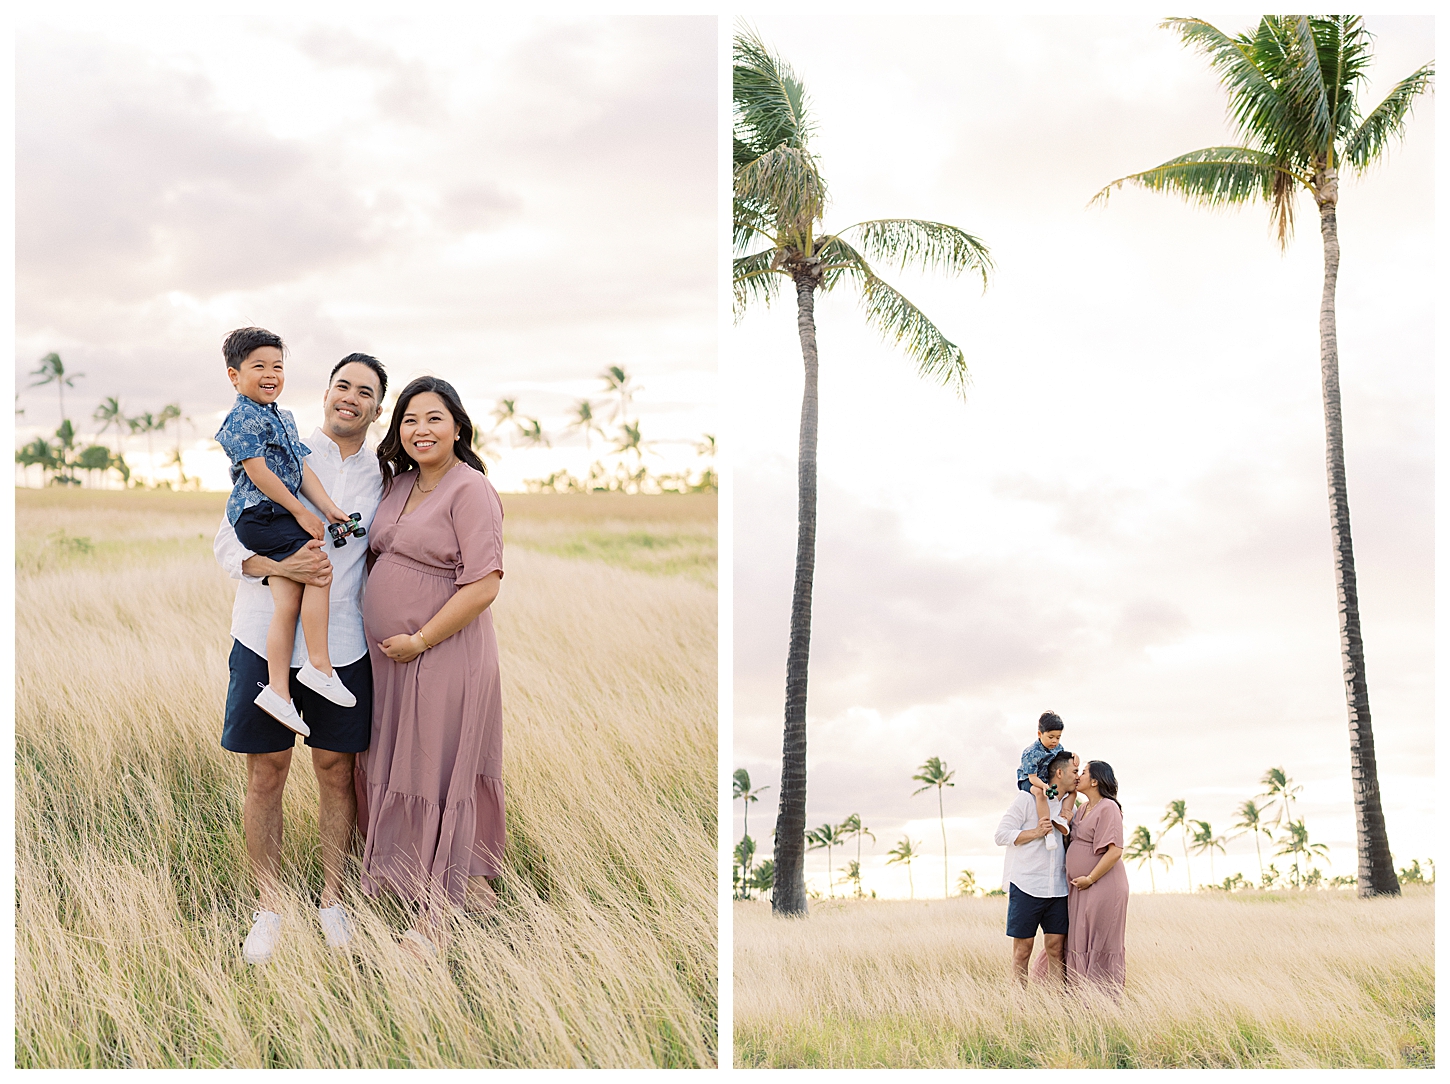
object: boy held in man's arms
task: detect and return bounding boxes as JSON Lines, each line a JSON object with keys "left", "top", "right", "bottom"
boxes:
{"left": 1017, "top": 710, "right": 1079, "bottom": 851}
{"left": 215, "top": 327, "right": 356, "bottom": 735}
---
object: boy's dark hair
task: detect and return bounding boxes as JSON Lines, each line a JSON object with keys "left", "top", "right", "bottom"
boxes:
{"left": 331, "top": 353, "right": 388, "bottom": 399}
{"left": 1038, "top": 710, "right": 1065, "bottom": 733}
{"left": 1043, "top": 750, "right": 1074, "bottom": 783}
{"left": 223, "top": 327, "right": 285, "bottom": 370}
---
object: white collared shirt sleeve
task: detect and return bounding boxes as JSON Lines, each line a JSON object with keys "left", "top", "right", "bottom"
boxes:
{"left": 212, "top": 515, "right": 259, "bottom": 582}
{"left": 994, "top": 792, "right": 1032, "bottom": 848}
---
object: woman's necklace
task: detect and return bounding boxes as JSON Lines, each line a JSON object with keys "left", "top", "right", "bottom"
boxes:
{"left": 414, "top": 458, "right": 456, "bottom": 493}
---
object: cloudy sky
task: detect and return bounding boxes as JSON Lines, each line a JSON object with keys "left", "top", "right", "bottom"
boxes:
{"left": 16, "top": 6, "right": 716, "bottom": 490}
{"left": 730, "top": 12, "right": 1435, "bottom": 897}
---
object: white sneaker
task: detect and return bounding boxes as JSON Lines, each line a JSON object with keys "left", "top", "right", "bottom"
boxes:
{"left": 297, "top": 662, "right": 357, "bottom": 708}
{"left": 254, "top": 684, "right": 310, "bottom": 736}
{"left": 243, "top": 910, "right": 282, "bottom": 965}
{"left": 1045, "top": 829, "right": 1059, "bottom": 851}
{"left": 318, "top": 904, "right": 354, "bottom": 950}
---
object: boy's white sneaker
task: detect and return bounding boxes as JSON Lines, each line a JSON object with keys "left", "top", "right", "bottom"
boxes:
{"left": 254, "top": 684, "right": 311, "bottom": 736}
{"left": 1045, "top": 829, "right": 1059, "bottom": 851}
{"left": 243, "top": 910, "right": 282, "bottom": 965}
{"left": 297, "top": 662, "right": 357, "bottom": 708}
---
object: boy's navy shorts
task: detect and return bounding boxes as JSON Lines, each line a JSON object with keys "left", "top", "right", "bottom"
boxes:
{"left": 1005, "top": 883, "right": 1069, "bottom": 938}
{"left": 234, "top": 500, "right": 315, "bottom": 561}
{"left": 222, "top": 641, "right": 372, "bottom": 754}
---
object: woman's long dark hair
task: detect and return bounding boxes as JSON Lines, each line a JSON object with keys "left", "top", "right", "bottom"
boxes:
{"left": 1086, "top": 760, "right": 1120, "bottom": 808}
{"left": 376, "top": 376, "right": 486, "bottom": 492}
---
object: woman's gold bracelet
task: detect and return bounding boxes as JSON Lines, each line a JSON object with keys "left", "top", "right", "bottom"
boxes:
{"left": 416, "top": 630, "right": 432, "bottom": 650}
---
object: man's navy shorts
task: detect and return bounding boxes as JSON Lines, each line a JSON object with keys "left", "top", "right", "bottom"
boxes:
{"left": 1005, "top": 883, "right": 1069, "bottom": 938}
{"left": 222, "top": 641, "right": 372, "bottom": 754}
{"left": 234, "top": 500, "right": 315, "bottom": 561}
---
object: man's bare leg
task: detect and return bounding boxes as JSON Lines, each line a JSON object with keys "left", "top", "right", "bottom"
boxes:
{"left": 1043, "top": 932, "right": 1067, "bottom": 986}
{"left": 311, "top": 748, "right": 356, "bottom": 908}
{"left": 1011, "top": 936, "right": 1035, "bottom": 985}
{"left": 244, "top": 750, "right": 293, "bottom": 911}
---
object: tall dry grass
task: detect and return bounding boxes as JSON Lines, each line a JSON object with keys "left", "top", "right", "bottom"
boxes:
{"left": 16, "top": 490, "right": 716, "bottom": 1068}
{"left": 734, "top": 890, "right": 1433, "bottom": 1068}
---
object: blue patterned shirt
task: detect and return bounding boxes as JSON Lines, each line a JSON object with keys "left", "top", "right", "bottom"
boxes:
{"left": 215, "top": 394, "right": 311, "bottom": 524}
{"left": 1017, "top": 739, "right": 1063, "bottom": 787}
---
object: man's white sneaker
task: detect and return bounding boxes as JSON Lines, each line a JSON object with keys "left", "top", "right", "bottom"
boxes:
{"left": 255, "top": 684, "right": 310, "bottom": 736}
{"left": 318, "top": 904, "right": 354, "bottom": 950}
{"left": 297, "top": 662, "right": 357, "bottom": 708}
{"left": 243, "top": 910, "right": 282, "bottom": 965}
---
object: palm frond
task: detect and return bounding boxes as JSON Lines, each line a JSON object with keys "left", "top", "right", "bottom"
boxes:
{"left": 733, "top": 27, "right": 814, "bottom": 158}
{"left": 1277, "top": 15, "right": 1334, "bottom": 157}
{"left": 1162, "top": 18, "right": 1290, "bottom": 150}
{"left": 854, "top": 272, "right": 970, "bottom": 394}
{"left": 734, "top": 143, "right": 826, "bottom": 234}
{"left": 733, "top": 248, "right": 784, "bottom": 317}
{"left": 836, "top": 219, "right": 992, "bottom": 289}
{"left": 1315, "top": 15, "right": 1374, "bottom": 143}
{"left": 1091, "top": 145, "right": 1294, "bottom": 209}
{"left": 733, "top": 196, "right": 775, "bottom": 254}
{"left": 1345, "top": 61, "right": 1435, "bottom": 172}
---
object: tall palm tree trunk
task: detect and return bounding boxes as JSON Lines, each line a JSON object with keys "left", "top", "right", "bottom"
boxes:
{"left": 938, "top": 789, "right": 948, "bottom": 899}
{"left": 1254, "top": 833, "right": 1263, "bottom": 885}
{"left": 1316, "top": 171, "right": 1398, "bottom": 898}
{"left": 772, "top": 272, "right": 822, "bottom": 917}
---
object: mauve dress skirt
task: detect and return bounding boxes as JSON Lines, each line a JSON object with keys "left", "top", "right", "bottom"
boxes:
{"left": 1064, "top": 800, "right": 1129, "bottom": 997}
{"left": 356, "top": 547, "right": 506, "bottom": 912}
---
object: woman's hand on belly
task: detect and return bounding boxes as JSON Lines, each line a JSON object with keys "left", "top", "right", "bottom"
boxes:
{"left": 378, "top": 632, "right": 427, "bottom": 663}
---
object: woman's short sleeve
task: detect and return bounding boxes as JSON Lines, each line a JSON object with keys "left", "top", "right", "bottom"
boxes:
{"left": 451, "top": 474, "right": 504, "bottom": 586}
{"left": 1095, "top": 801, "right": 1125, "bottom": 855}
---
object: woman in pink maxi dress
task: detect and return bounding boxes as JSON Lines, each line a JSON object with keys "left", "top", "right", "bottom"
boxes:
{"left": 1064, "top": 761, "right": 1128, "bottom": 998}
{"left": 355, "top": 377, "right": 505, "bottom": 948}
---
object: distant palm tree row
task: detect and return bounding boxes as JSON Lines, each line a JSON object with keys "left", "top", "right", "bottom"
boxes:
{"left": 465, "top": 366, "right": 715, "bottom": 494}
{"left": 17, "top": 353, "right": 190, "bottom": 489}
{"left": 735, "top": 762, "right": 1433, "bottom": 901}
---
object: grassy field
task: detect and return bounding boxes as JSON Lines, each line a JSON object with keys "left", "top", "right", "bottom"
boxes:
{"left": 734, "top": 889, "right": 1434, "bottom": 1068}
{"left": 15, "top": 488, "right": 717, "bottom": 1068}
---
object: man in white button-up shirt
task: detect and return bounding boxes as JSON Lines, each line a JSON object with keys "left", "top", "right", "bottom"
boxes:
{"left": 212, "top": 354, "right": 386, "bottom": 963}
{"left": 994, "top": 749, "right": 1077, "bottom": 985}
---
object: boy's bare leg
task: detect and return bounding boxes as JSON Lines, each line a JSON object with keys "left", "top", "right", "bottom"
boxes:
{"left": 266, "top": 578, "right": 304, "bottom": 696}
{"left": 244, "top": 750, "right": 292, "bottom": 911}
{"left": 300, "top": 582, "right": 334, "bottom": 675}
{"left": 311, "top": 748, "right": 355, "bottom": 908}
{"left": 1032, "top": 784, "right": 1050, "bottom": 828}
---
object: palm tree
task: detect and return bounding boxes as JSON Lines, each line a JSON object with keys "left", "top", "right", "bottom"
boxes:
{"left": 1162, "top": 800, "right": 1193, "bottom": 892}
{"left": 837, "top": 813, "right": 875, "bottom": 897}
{"left": 886, "top": 836, "right": 921, "bottom": 900}
{"left": 16, "top": 436, "right": 59, "bottom": 487}
{"left": 157, "top": 403, "right": 184, "bottom": 487}
{"left": 601, "top": 365, "right": 640, "bottom": 424}
{"left": 734, "top": 836, "right": 757, "bottom": 899}
{"left": 734, "top": 769, "right": 771, "bottom": 886}
{"left": 612, "top": 421, "right": 646, "bottom": 463}
{"left": 1232, "top": 799, "right": 1273, "bottom": 884}
{"left": 1124, "top": 825, "right": 1173, "bottom": 893}
{"left": 566, "top": 399, "right": 604, "bottom": 453}
{"left": 490, "top": 398, "right": 519, "bottom": 432}
{"left": 30, "top": 352, "right": 84, "bottom": 424}
{"left": 471, "top": 424, "right": 504, "bottom": 465}
{"left": 956, "top": 869, "right": 978, "bottom": 898}
{"left": 806, "top": 822, "right": 844, "bottom": 899}
{"left": 842, "top": 859, "right": 863, "bottom": 898}
{"left": 1276, "top": 819, "right": 1330, "bottom": 888}
{"left": 1190, "top": 820, "right": 1228, "bottom": 882}
{"left": 93, "top": 397, "right": 126, "bottom": 456}
{"left": 912, "top": 757, "right": 956, "bottom": 899}
{"left": 51, "top": 420, "right": 80, "bottom": 485}
{"left": 517, "top": 418, "right": 551, "bottom": 450}
{"left": 1094, "top": 17, "right": 1430, "bottom": 899}
{"left": 1259, "top": 767, "right": 1303, "bottom": 831}
{"left": 749, "top": 859, "right": 776, "bottom": 900}
{"left": 735, "top": 30, "right": 992, "bottom": 917}
{"left": 129, "top": 411, "right": 160, "bottom": 486}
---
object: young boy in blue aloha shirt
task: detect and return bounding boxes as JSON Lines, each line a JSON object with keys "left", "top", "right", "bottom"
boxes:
{"left": 215, "top": 327, "right": 356, "bottom": 735}
{"left": 1017, "top": 710, "right": 1079, "bottom": 851}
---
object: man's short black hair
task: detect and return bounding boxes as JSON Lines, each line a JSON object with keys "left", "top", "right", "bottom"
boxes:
{"left": 1043, "top": 750, "right": 1074, "bottom": 783}
{"left": 331, "top": 353, "right": 387, "bottom": 399}
{"left": 223, "top": 327, "right": 285, "bottom": 370}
